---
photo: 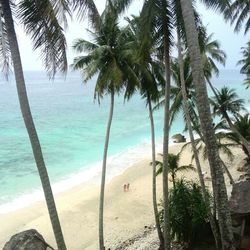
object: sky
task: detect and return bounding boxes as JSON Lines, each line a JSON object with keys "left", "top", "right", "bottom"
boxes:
{"left": 15, "top": 0, "right": 249, "bottom": 71}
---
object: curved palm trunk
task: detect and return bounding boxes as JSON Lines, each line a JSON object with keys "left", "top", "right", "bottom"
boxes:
{"left": 207, "top": 79, "right": 250, "bottom": 155}
{"left": 220, "top": 160, "right": 234, "bottom": 184}
{"left": 207, "top": 78, "right": 218, "bottom": 97}
{"left": 1, "top": 1, "right": 67, "bottom": 249}
{"left": 148, "top": 94, "right": 165, "bottom": 249}
{"left": 177, "top": 32, "right": 220, "bottom": 249}
{"left": 99, "top": 91, "right": 114, "bottom": 250}
{"left": 161, "top": 1, "right": 171, "bottom": 248}
{"left": 197, "top": 80, "right": 234, "bottom": 184}
{"left": 179, "top": 1, "right": 235, "bottom": 249}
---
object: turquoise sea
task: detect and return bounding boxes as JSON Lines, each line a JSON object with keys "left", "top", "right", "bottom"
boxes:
{"left": 0, "top": 70, "right": 248, "bottom": 213}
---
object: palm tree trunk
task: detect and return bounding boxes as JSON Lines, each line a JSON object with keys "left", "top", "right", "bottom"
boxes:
{"left": 148, "top": 94, "right": 165, "bottom": 249}
{"left": 199, "top": 81, "right": 235, "bottom": 184}
{"left": 220, "top": 159, "right": 234, "bottom": 184}
{"left": 99, "top": 91, "right": 114, "bottom": 250}
{"left": 177, "top": 32, "right": 220, "bottom": 250}
{"left": 179, "top": 1, "right": 235, "bottom": 249}
{"left": 1, "top": 1, "right": 66, "bottom": 249}
{"left": 207, "top": 78, "right": 218, "bottom": 97}
{"left": 161, "top": 1, "right": 171, "bottom": 248}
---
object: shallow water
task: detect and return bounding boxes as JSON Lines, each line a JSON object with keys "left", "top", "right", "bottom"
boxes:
{"left": 0, "top": 69, "right": 248, "bottom": 213}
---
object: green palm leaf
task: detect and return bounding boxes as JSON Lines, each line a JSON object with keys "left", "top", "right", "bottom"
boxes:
{"left": 18, "top": 0, "right": 68, "bottom": 77}
{"left": 72, "top": 0, "right": 100, "bottom": 30}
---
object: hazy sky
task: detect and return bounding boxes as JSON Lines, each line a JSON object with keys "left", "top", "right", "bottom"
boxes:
{"left": 15, "top": 0, "right": 248, "bottom": 71}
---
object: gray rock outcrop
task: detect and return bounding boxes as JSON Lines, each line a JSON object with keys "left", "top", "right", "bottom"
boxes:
{"left": 3, "top": 229, "right": 52, "bottom": 250}
{"left": 171, "top": 133, "right": 186, "bottom": 143}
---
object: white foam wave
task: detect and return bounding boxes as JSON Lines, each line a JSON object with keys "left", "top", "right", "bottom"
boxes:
{"left": 0, "top": 138, "right": 165, "bottom": 214}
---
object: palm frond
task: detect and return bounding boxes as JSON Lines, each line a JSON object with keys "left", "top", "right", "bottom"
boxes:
{"left": 50, "top": 0, "right": 71, "bottom": 27}
{"left": 111, "top": 0, "right": 134, "bottom": 14}
{"left": 72, "top": 0, "right": 100, "bottom": 31}
{"left": 18, "top": 0, "right": 68, "bottom": 78}
{"left": 230, "top": 0, "right": 250, "bottom": 34}
{"left": 72, "top": 38, "right": 98, "bottom": 53}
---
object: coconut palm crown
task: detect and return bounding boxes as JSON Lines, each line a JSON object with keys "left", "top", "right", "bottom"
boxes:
{"left": 155, "top": 153, "right": 196, "bottom": 188}
{"left": 210, "top": 86, "right": 245, "bottom": 118}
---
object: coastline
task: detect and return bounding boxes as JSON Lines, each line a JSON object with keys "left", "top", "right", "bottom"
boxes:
{"left": 0, "top": 142, "right": 245, "bottom": 249}
{"left": 0, "top": 138, "right": 164, "bottom": 214}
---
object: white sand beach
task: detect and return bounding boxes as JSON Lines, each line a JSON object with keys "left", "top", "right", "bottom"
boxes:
{"left": 0, "top": 143, "right": 246, "bottom": 249}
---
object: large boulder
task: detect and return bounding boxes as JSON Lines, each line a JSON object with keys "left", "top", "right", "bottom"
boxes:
{"left": 3, "top": 229, "right": 51, "bottom": 250}
{"left": 171, "top": 133, "right": 186, "bottom": 143}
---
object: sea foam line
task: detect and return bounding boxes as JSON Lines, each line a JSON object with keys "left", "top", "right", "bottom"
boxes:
{"left": 0, "top": 138, "right": 168, "bottom": 214}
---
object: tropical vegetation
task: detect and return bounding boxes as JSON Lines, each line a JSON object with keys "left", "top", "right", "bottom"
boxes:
{"left": 159, "top": 179, "right": 212, "bottom": 249}
{"left": 1, "top": 0, "right": 250, "bottom": 249}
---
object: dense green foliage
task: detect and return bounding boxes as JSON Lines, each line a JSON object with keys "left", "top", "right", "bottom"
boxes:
{"left": 159, "top": 179, "right": 211, "bottom": 249}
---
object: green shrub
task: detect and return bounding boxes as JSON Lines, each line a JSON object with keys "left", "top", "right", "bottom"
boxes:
{"left": 159, "top": 179, "right": 211, "bottom": 248}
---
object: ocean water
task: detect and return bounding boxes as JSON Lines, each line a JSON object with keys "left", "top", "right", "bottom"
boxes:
{"left": 0, "top": 69, "right": 248, "bottom": 213}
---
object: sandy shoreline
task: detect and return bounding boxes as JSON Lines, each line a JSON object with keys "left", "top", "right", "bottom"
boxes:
{"left": 0, "top": 142, "right": 245, "bottom": 249}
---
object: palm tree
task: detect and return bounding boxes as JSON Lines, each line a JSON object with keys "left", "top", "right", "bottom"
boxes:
{"left": 238, "top": 41, "right": 250, "bottom": 89}
{"left": 179, "top": 0, "right": 235, "bottom": 248}
{"left": 177, "top": 32, "right": 220, "bottom": 248}
{"left": 155, "top": 153, "right": 196, "bottom": 188}
{"left": 210, "top": 86, "right": 250, "bottom": 155}
{"left": 72, "top": 3, "right": 139, "bottom": 249}
{"left": 1, "top": 0, "right": 102, "bottom": 248}
{"left": 114, "top": 0, "right": 233, "bottom": 248}
{"left": 132, "top": 1, "right": 174, "bottom": 247}
{"left": 124, "top": 14, "right": 165, "bottom": 248}
{"left": 156, "top": 2, "right": 172, "bottom": 247}
{"left": 0, "top": 0, "right": 75, "bottom": 248}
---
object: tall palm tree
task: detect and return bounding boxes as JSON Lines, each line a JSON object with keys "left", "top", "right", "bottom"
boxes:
{"left": 177, "top": 32, "right": 221, "bottom": 248}
{"left": 0, "top": 0, "right": 71, "bottom": 248}
{"left": 72, "top": 3, "right": 139, "bottom": 249}
{"left": 113, "top": 0, "right": 233, "bottom": 248}
{"left": 1, "top": 0, "right": 101, "bottom": 248}
{"left": 154, "top": 2, "right": 172, "bottom": 247}
{"left": 210, "top": 86, "right": 250, "bottom": 155}
{"left": 123, "top": 14, "right": 165, "bottom": 249}
{"left": 128, "top": 1, "right": 174, "bottom": 247}
{"left": 179, "top": 0, "right": 235, "bottom": 249}
{"left": 238, "top": 41, "right": 250, "bottom": 89}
